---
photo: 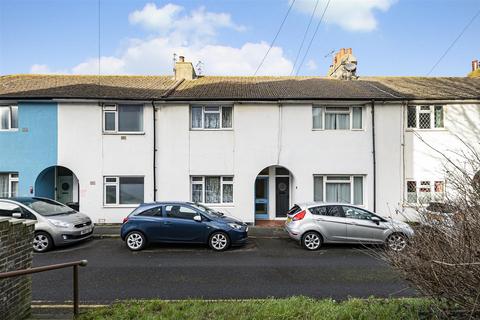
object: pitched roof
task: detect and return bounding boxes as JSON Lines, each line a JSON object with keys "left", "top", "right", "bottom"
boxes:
{"left": 1, "top": 74, "right": 479, "bottom": 101}
{"left": 0, "top": 75, "right": 179, "bottom": 100}
{"left": 367, "top": 77, "right": 480, "bottom": 100}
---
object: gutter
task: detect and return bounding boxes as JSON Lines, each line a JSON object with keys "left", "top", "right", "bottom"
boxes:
{"left": 371, "top": 99, "right": 377, "bottom": 212}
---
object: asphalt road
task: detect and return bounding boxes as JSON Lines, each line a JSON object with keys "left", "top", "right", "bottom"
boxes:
{"left": 31, "top": 237, "right": 416, "bottom": 304}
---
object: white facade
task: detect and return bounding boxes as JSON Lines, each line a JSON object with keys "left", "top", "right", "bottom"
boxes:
{"left": 55, "top": 100, "right": 480, "bottom": 224}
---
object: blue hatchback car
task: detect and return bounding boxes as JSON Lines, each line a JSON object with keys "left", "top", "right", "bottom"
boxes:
{"left": 120, "top": 202, "right": 248, "bottom": 251}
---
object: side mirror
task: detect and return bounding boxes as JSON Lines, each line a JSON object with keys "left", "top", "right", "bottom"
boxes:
{"left": 193, "top": 215, "right": 202, "bottom": 222}
{"left": 371, "top": 217, "right": 381, "bottom": 225}
{"left": 12, "top": 212, "right": 22, "bottom": 218}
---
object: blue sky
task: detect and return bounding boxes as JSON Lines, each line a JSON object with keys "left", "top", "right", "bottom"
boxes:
{"left": 0, "top": 0, "right": 479, "bottom": 77}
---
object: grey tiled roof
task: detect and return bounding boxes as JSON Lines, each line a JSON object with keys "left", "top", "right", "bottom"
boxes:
{"left": 1, "top": 74, "right": 479, "bottom": 101}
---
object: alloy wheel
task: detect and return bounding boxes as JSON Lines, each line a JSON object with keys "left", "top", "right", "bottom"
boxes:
{"left": 33, "top": 234, "right": 50, "bottom": 252}
{"left": 387, "top": 234, "right": 407, "bottom": 252}
{"left": 127, "top": 233, "right": 144, "bottom": 250}
{"left": 303, "top": 233, "right": 321, "bottom": 250}
{"left": 210, "top": 233, "right": 228, "bottom": 251}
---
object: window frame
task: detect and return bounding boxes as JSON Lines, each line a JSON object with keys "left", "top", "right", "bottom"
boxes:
{"left": 312, "top": 105, "right": 364, "bottom": 131}
{"left": 0, "top": 106, "right": 19, "bottom": 131}
{"left": 190, "top": 105, "right": 234, "bottom": 130}
{"left": 190, "top": 176, "right": 234, "bottom": 205}
{"left": 102, "top": 104, "right": 144, "bottom": 134}
{"left": 313, "top": 175, "right": 365, "bottom": 206}
{"left": 405, "top": 179, "right": 445, "bottom": 204}
{"left": 0, "top": 173, "right": 19, "bottom": 198}
{"left": 406, "top": 105, "right": 445, "bottom": 130}
{"left": 103, "top": 176, "right": 145, "bottom": 207}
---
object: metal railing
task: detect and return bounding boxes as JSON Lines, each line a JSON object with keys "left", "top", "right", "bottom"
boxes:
{"left": 0, "top": 260, "right": 88, "bottom": 316}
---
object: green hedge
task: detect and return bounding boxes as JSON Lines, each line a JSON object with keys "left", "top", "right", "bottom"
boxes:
{"left": 79, "top": 297, "right": 439, "bottom": 320}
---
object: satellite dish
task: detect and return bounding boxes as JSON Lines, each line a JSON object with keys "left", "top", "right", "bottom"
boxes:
{"left": 345, "top": 63, "right": 357, "bottom": 72}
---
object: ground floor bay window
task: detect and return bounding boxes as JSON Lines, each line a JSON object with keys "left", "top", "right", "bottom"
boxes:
{"left": 314, "top": 175, "right": 364, "bottom": 205}
{"left": 191, "top": 176, "right": 233, "bottom": 204}
{"left": 0, "top": 173, "right": 18, "bottom": 197}
{"left": 104, "top": 176, "right": 144, "bottom": 206}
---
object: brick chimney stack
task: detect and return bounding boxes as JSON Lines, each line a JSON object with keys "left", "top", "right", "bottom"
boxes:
{"left": 327, "top": 48, "right": 358, "bottom": 80}
{"left": 472, "top": 59, "right": 479, "bottom": 72}
{"left": 174, "top": 56, "right": 196, "bottom": 80}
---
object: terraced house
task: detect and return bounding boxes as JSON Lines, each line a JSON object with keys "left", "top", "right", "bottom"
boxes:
{"left": 1, "top": 55, "right": 479, "bottom": 224}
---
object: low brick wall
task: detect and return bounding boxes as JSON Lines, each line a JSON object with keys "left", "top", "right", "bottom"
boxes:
{"left": 0, "top": 217, "right": 36, "bottom": 320}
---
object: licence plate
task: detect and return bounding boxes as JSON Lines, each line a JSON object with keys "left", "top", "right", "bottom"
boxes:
{"left": 80, "top": 227, "right": 92, "bottom": 235}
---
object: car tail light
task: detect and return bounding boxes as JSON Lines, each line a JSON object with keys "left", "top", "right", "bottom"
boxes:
{"left": 292, "top": 210, "right": 306, "bottom": 221}
{"left": 122, "top": 217, "right": 129, "bottom": 224}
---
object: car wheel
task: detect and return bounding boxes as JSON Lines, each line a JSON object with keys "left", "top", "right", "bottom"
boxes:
{"left": 302, "top": 231, "right": 322, "bottom": 251}
{"left": 386, "top": 233, "right": 407, "bottom": 252}
{"left": 125, "top": 231, "right": 146, "bottom": 251}
{"left": 33, "top": 231, "right": 53, "bottom": 253}
{"left": 209, "top": 232, "right": 230, "bottom": 251}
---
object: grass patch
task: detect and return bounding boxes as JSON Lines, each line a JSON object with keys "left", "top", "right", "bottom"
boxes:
{"left": 79, "top": 297, "right": 441, "bottom": 320}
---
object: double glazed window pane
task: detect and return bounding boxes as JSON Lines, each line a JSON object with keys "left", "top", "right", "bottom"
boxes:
{"left": 312, "top": 107, "right": 323, "bottom": 129}
{"left": 0, "top": 107, "right": 9, "bottom": 129}
{"left": 119, "top": 177, "right": 144, "bottom": 204}
{"left": 105, "top": 185, "right": 117, "bottom": 204}
{"left": 352, "top": 107, "right": 362, "bottom": 129}
{"left": 434, "top": 106, "right": 444, "bottom": 128}
{"left": 222, "top": 184, "right": 233, "bottom": 203}
{"left": 419, "top": 112, "right": 431, "bottom": 129}
{"left": 313, "top": 176, "right": 323, "bottom": 201}
{"left": 0, "top": 174, "right": 8, "bottom": 197}
{"left": 325, "top": 113, "right": 349, "bottom": 130}
{"left": 118, "top": 105, "right": 143, "bottom": 132}
{"left": 191, "top": 106, "right": 203, "bottom": 128}
{"left": 205, "top": 177, "right": 221, "bottom": 203}
{"left": 222, "top": 107, "right": 233, "bottom": 128}
{"left": 192, "top": 183, "right": 203, "bottom": 203}
{"left": 407, "top": 106, "right": 417, "bottom": 128}
{"left": 353, "top": 177, "right": 363, "bottom": 205}
{"left": 104, "top": 112, "right": 116, "bottom": 131}
{"left": 326, "top": 183, "right": 350, "bottom": 203}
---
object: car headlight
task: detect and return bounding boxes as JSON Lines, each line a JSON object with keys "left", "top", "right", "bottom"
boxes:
{"left": 228, "top": 223, "right": 243, "bottom": 230}
{"left": 48, "top": 219, "right": 72, "bottom": 228}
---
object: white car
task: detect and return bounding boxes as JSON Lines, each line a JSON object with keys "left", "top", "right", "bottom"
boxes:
{"left": 285, "top": 202, "right": 414, "bottom": 251}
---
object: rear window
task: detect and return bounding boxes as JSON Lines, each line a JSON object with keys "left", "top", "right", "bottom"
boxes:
{"left": 287, "top": 205, "right": 302, "bottom": 216}
{"left": 309, "top": 206, "right": 327, "bottom": 215}
{"left": 137, "top": 206, "right": 162, "bottom": 217}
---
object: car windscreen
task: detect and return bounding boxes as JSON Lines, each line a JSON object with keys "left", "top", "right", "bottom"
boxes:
{"left": 17, "top": 198, "right": 74, "bottom": 216}
{"left": 190, "top": 203, "right": 223, "bottom": 218}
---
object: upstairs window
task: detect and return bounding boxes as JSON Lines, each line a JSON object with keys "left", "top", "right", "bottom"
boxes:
{"left": 0, "top": 173, "right": 18, "bottom": 198}
{"left": 313, "top": 175, "right": 364, "bottom": 205}
{"left": 0, "top": 106, "right": 18, "bottom": 131}
{"left": 191, "top": 105, "right": 233, "bottom": 130}
{"left": 103, "top": 104, "right": 143, "bottom": 133}
{"left": 407, "top": 105, "right": 444, "bottom": 129}
{"left": 313, "top": 106, "right": 363, "bottom": 130}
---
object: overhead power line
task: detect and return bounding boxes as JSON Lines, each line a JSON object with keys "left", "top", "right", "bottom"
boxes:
{"left": 254, "top": 0, "right": 296, "bottom": 76}
{"left": 295, "top": 0, "right": 331, "bottom": 76}
{"left": 427, "top": 6, "right": 480, "bottom": 76}
{"left": 290, "top": 0, "right": 320, "bottom": 76}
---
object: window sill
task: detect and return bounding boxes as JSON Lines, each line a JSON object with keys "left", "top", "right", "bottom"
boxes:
{"left": 405, "top": 128, "right": 447, "bottom": 132}
{"left": 0, "top": 129, "right": 19, "bottom": 132}
{"left": 311, "top": 129, "right": 365, "bottom": 131}
{"left": 102, "top": 132, "right": 145, "bottom": 135}
{"left": 190, "top": 129, "right": 234, "bottom": 132}
{"left": 198, "top": 203, "right": 235, "bottom": 207}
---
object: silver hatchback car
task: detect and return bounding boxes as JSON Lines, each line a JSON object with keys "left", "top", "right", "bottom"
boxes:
{"left": 0, "top": 197, "right": 94, "bottom": 252}
{"left": 285, "top": 203, "right": 414, "bottom": 251}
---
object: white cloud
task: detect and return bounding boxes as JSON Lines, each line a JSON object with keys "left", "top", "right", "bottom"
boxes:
{"left": 293, "top": 0, "right": 397, "bottom": 32}
{"left": 30, "top": 3, "right": 291, "bottom": 76}
{"left": 306, "top": 59, "right": 317, "bottom": 70}
{"left": 29, "top": 64, "right": 68, "bottom": 74}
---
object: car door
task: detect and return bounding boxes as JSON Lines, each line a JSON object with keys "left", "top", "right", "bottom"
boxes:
{"left": 134, "top": 206, "right": 167, "bottom": 242}
{"left": 162, "top": 204, "right": 207, "bottom": 243}
{"left": 342, "top": 206, "right": 387, "bottom": 243}
{"left": 309, "top": 205, "right": 348, "bottom": 242}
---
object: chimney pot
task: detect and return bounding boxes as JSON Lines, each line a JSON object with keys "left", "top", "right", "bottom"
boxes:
{"left": 472, "top": 59, "right": 479, "bottom": 72}
{"left": 179, "top": 56, "right": 185, "bottom": 62}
